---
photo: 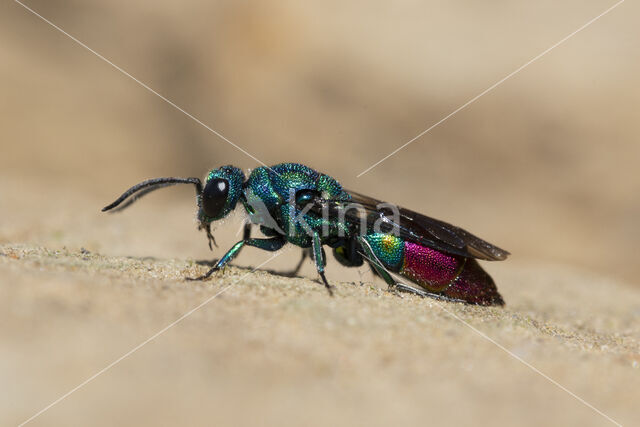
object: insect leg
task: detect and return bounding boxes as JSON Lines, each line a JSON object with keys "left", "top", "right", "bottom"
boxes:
{"left": 369, "top": 264, "right": 381, "bottom": 278}
{"left": 356, "top": 236, "right": 397, "bottom": 288}
{"left": 347, "top": 237, "right": 364, "bottom": 266}
{"left": 187, "top": 235, "right": 286, "bottom": 281}
{"left": 392, "top": 282, "right": 465, "bottom": 303}
{"left": 278, "top": 249, "right": 309, "bottom": 277}
{"left": 312, "top": 232, "right": 334, "bottom": 296}
{"left": 242, "top": 220, "right": 252, "bottom": 240}
{"left": 357, "top": 237, "right": 466, "bottom": 303}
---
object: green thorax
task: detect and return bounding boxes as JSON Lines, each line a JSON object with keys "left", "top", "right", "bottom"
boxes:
{"left": 243, "top": 163, "right": 352, "bottom": 247}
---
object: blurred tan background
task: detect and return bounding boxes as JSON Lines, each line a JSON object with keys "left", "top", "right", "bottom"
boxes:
{"left": 1, "top": 1, "right": 640, "bottom": 426}
{"left": 2, "top": 0, "right": 639, "bottom": 284}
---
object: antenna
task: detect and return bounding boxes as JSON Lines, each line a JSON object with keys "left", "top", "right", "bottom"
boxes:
{"left": 102, "top": 177, "right": 202, "bottom": 212}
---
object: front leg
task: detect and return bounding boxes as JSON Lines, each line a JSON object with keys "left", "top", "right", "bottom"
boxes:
{"left": 312, "top": 232, "right": 334, "bottom": 296}
{"left": 187, "top": 234, "right": 286, "bottom": 281}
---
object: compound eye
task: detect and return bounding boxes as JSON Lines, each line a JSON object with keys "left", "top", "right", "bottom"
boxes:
{"left": 202, "top": 178, "right": 229, "bottom": 218}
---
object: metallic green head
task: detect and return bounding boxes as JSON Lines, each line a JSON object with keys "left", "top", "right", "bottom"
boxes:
{"left": 198, "top": 165, "right": 246, "bottom": 223}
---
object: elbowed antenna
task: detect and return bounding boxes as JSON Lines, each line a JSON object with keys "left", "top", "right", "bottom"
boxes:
{"left": 102, "top": 177, "right": 202, "bottom": 212}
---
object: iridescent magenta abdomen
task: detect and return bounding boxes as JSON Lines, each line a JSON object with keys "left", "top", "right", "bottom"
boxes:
{"left": 400, "top": 241, "right": 504, "bottom": 306}
{"left": 401, "top": 242, "right": 463, "bottom": 291}
{"left": 363, "top": 233, "right": 504, "bottom": 305}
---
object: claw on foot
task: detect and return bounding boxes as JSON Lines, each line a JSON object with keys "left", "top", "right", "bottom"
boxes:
{"left": 318, "top": 271, "right": 334, "bottom": 296}
{"left": 185, "top": 267, "right": 219, "bottom": 281}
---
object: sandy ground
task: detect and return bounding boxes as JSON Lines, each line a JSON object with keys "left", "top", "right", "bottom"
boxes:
{"left": 1, "top": 179, "right": 639, "bottom": 427}
{"left": 2, "top": 1, "right": 640, "bottom": 426}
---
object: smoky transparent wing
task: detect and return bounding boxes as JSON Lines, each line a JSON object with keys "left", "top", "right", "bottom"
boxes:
{"left": 315, "top": 190, "right": 509, "bottom": 261}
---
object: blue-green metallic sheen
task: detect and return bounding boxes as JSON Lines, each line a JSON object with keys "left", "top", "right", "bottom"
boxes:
{"left": 240, "top": 163, "right": 351, "bottom": 248}
{"left": 363, "top": 233, "right": 405, "bottom": 270}
{"left": 198, "top": 165, "right": 245, "bottom": 222}
{"left": 104, "top": 161, "right": 507, "bottom": 304}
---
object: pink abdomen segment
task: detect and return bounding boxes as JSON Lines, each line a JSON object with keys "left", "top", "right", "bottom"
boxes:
{"left": 401, "top": 242, "right": 462, "bottom": 292}
{"left": 400, "top": 241, "right": 504, "bottom": 306}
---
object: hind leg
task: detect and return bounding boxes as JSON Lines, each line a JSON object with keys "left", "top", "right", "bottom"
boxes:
{"left": 357, "top": 237, "right": 465, "bottom": 303}
{"left": 276, "top": 249, "right": 310, "bottom": 277}
{"left": 357, "top": 236, "right": 398, "bottom": 289}
{"left": 394, "top": 282, "right": 465, "bottom": 303}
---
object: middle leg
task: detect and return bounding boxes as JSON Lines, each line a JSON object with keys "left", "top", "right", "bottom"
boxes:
{"left": 312, "top": 232, "right": 333, "bottom": 296}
